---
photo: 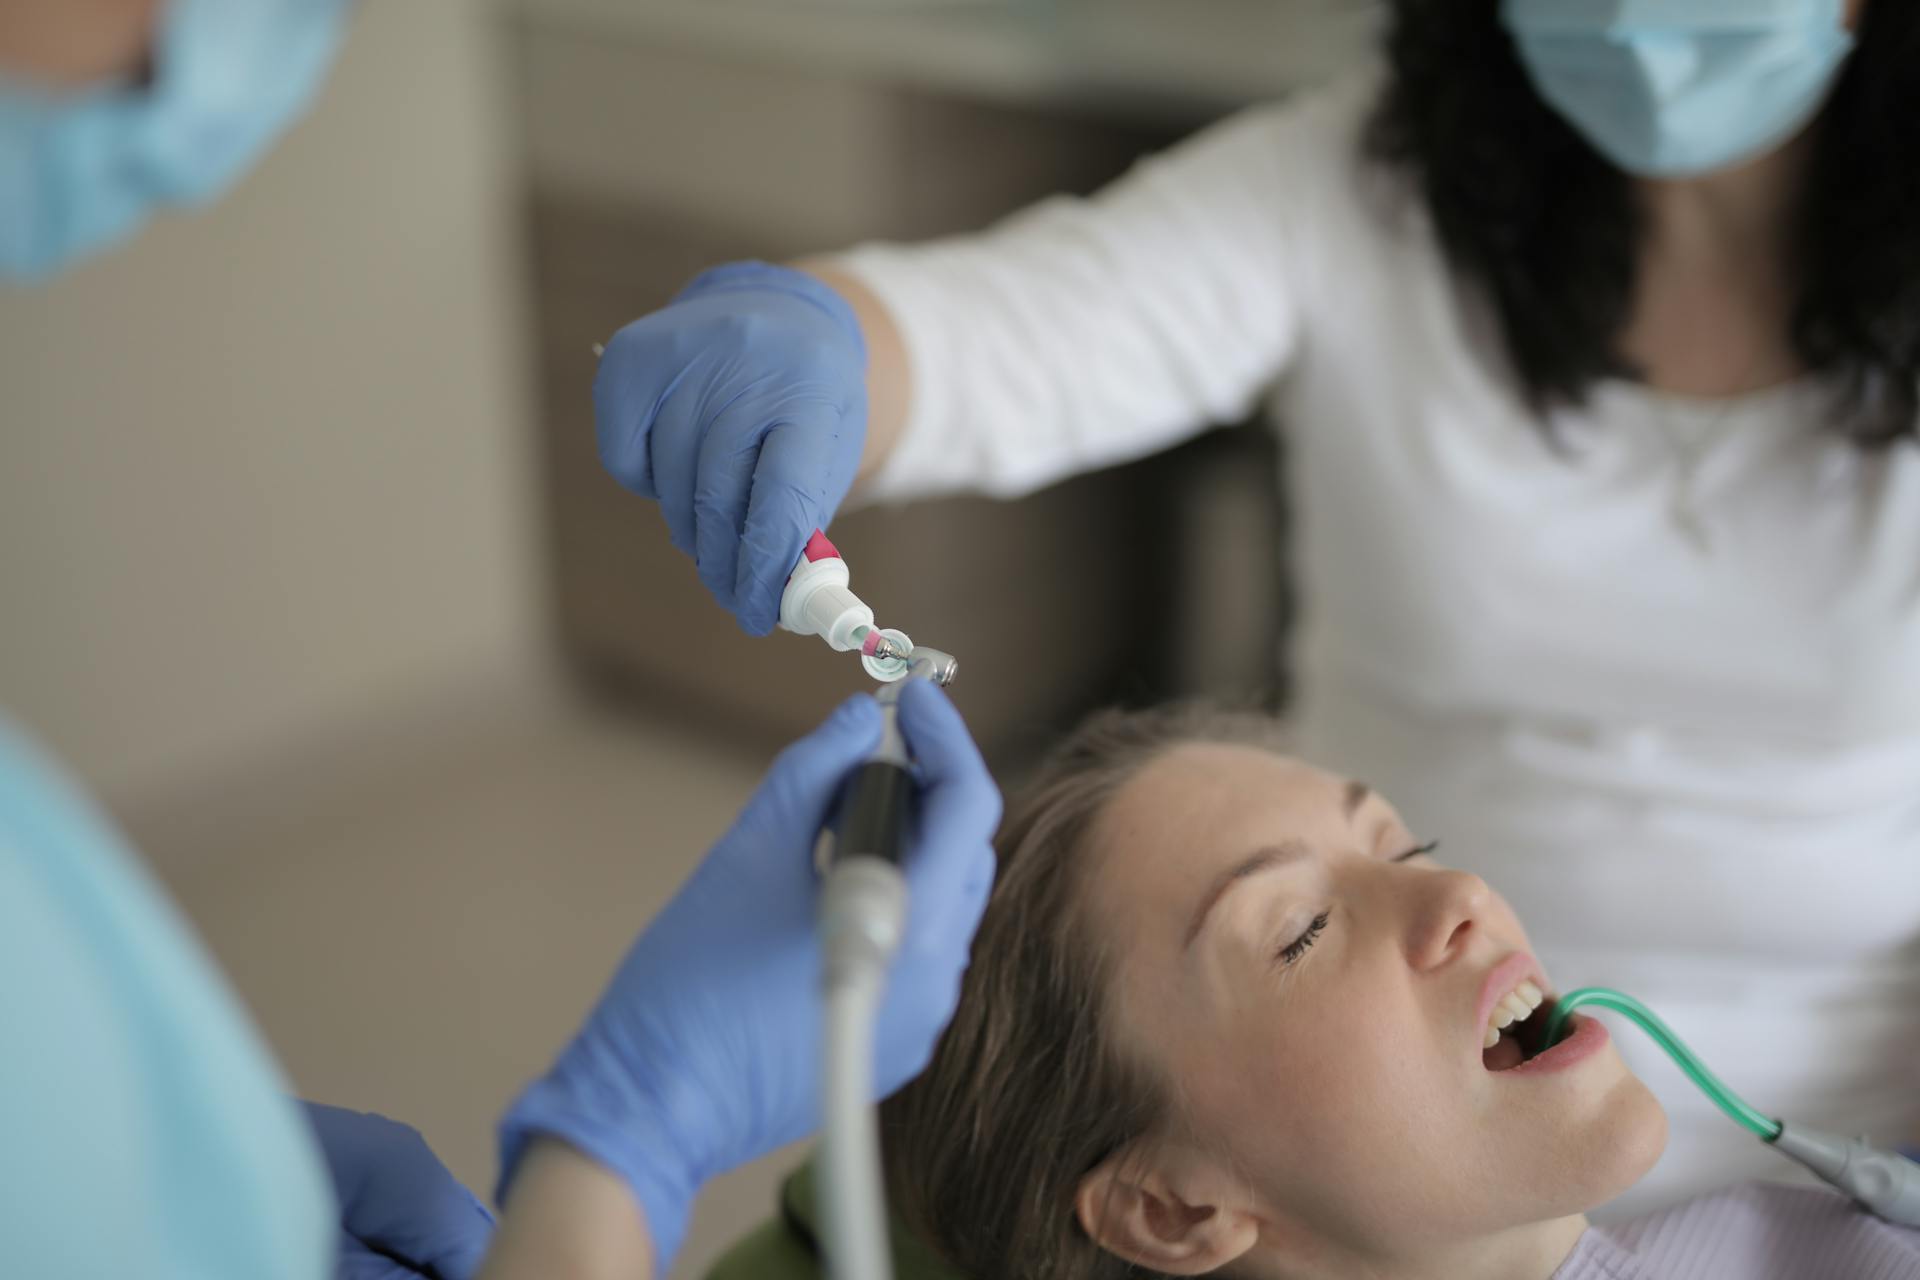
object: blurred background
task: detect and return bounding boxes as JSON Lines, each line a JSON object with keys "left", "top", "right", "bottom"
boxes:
{"left": 0, "top": 1, "right": 1375, "bottom": 1273}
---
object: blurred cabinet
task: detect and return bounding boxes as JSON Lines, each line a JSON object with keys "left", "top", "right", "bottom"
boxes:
{"left": 511, "top": 23, "right": 1289, "bottom": 760}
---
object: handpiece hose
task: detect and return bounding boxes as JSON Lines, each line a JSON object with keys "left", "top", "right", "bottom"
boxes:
{"left": 819, "top": 853, "right": 904, "bottom": 1280}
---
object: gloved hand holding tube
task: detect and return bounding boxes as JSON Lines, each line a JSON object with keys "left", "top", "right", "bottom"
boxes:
{"left": 495, "top": 683, "right": 1000, "bottom": 1273}
{"left": 593, "top": 261, "right": 870, "bottom": 637}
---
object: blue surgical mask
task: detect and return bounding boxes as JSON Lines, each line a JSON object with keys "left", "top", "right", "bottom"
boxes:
{"left": 1501, "top": 0, "right": 1856, "bottom": 178}
{"left": 0, "top": 0, "right": 351, "bottom": 281}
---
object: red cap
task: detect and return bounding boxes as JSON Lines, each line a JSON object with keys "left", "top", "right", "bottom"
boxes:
{"left": 803, "top": 529, "right": 840, "bottom": 563}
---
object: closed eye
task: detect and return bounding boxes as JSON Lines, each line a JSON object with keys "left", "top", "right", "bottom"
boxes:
{"left": 1272, "top": 842, "right": 1436, "bottom": 968}
{"left": 1392, "top": 840, "right": 1440, "bottom": 863}
{"left": 1275, "top": 911, "right": 1330, "bottom": 966}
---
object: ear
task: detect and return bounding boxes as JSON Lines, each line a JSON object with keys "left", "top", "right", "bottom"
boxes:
{"left": 1075, "top": 1146, "right": 1261, "bottom": 1276}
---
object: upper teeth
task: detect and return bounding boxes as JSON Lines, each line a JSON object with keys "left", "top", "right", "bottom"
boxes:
{"left": 1483, "top": 980, "right": 1545, "bottom": 1049}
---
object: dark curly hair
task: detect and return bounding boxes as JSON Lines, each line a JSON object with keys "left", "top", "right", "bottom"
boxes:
{"left": 1367, "top": 0, "right": 1920, "bottom": 445}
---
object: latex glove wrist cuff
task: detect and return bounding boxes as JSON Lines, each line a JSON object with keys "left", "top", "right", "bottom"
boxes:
{"left": 675, "top": 260, "right": 868, "bottom": 363}
{"left": 497, "top": 1064, "right": 705, "bottom": 1272}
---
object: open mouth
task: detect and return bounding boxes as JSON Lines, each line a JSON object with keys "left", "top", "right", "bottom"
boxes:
{"left": 1482, "top": 986, "right": 1558, "bottom": 1072}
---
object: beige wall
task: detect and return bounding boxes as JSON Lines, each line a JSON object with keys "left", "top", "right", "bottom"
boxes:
{"left": 0, "top": 0, "right": 541, "bottom": 817}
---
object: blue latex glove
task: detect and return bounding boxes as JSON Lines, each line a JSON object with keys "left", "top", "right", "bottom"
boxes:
{"left": 497, "top": 682, "right": 999, "bottom": 1269}
{"left": 302, "top": 1102, "right": 495, "bottom": 1280}
{"left": 594, "top": 260, "right": 868, "bottom": 636}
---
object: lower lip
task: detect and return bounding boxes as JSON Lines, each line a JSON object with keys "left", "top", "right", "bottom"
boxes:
{"left": 1502, "top": 1013, "right": 1608, "bottom": 1077}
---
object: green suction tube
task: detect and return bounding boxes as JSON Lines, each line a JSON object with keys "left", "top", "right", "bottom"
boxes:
{"left": 1540, "top": 987, "right": 1781, "bottom": 1142}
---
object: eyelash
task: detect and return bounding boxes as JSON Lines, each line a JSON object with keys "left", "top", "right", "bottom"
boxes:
{"left": 1273, "top": 840, "right": 1440, "bottom": 965}
{"left": 1275, "top": 912, "right": 1330, "bottom": 966}
{"left": 1393, "top": 840, "right": 1441, "bottom": 863}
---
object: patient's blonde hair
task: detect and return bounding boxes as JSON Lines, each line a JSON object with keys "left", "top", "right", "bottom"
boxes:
{"left": 880, "top": 703, "right": 1293, "bottom": 1280}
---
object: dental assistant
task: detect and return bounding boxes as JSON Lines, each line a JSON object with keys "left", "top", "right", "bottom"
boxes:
{"left": 0, "top": 3, "right": 1002, "bottom": 1278}
{"left": 593, "top": 0, "right": 1920, "bottom": 1215}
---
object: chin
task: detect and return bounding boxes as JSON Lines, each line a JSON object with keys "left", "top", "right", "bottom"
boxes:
{"left": 1513, "top": 1058, "right": 1670, "bottom": 1222}
{"left": 1582, "top": 1072, "right": 1670, "bottom": 1206}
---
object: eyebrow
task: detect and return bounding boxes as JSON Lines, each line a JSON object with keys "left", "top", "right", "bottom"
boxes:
{"left": 1343, "top": 780, "right": 1374, "bottom": 819}
{"left": 1183, "top": 839, "right": 1313, "bottom": 950}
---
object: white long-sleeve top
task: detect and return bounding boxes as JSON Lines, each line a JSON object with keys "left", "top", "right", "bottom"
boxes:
{"left": 836, "top": 68, "right": 1920, "bottom": 1216}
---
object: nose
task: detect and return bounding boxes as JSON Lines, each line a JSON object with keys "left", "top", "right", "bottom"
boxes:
{"left": 1404, "top": 868, "right": 1495, "bottom": 973}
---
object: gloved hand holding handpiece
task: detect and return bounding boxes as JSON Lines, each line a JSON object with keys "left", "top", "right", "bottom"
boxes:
{"left": 495, "top": 681, "right": 999, "bottom": 1271}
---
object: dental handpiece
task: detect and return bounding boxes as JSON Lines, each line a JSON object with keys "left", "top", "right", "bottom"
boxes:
{"left": 833, "top": 651, "right": 960, "bottom": 866}
{"left": 816, "top": 650, "right": 958, "bottom": 1280}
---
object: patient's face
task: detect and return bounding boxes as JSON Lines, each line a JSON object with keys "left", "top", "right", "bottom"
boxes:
{"left": 1084, "top": 745, "right": 1666, "bottom": 1260}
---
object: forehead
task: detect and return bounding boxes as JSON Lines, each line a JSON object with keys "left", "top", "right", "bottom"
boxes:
{"left": 1081, "top": 744, "right": 1356, "bottom": 916}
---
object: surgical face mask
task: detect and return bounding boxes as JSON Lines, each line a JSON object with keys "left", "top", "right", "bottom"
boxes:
{"left": 1501, "top": 0, "right": 1856, "bottom": 178}
{"left": 0, "top": 0, "right": 351, "bottom": 281}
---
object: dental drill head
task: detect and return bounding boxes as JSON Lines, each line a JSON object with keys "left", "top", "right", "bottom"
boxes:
{"left": 864, "top": 648, "right": 958, "bottom": 700}
{"left": 908, "top": 648, "right": 958, "bottom": 687}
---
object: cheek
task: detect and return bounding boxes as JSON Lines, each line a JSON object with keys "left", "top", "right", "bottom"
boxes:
{"left": 1228, "top": 1015, "right": 1547, "bottom": 1238}
{"left": 1205, "top": 988, "right": 1455, "bottom": 1195}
